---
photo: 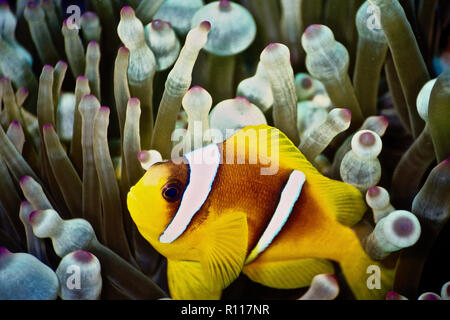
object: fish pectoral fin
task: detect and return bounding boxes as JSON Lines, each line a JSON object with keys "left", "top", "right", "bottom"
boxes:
{"left": 200, "top": 211, "right": 248, "bottom": 291}
{"left": 242, "top": 257, "right": 335, "bottom": 289}
{"left": 167, "top": 259, "right": 222, "bottom": 300}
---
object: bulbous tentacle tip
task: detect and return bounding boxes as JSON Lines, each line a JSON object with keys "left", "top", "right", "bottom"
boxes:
{"left": 88, "top": 41, "right": 99, "bottom": 48}
{"left": 340, "top": 108, "right": 352, "bottom": 122}
{"left": 99, "top": 106, "right": 110, "bottom": 114}
{"left": 26, "top": 1, "right": 39, "bottom": 9}
{"left": 367, "top": 186, "right": 381, "bottom": 198}
{"left": 379, "top": 115, "right": 389, "bottom": 126}
{"left": 190, "top": 85, "right": 203, "bottom": 91}
{"left": 76, "top": 75, "right": 89, "bottom": 82}
{"left": 199, "top": 21, "right": 211, "bottom": 31}
{"left": 128, "top": 97, "right": 140, "bottom": 105}
{"left": 151, "top": 19, "right": 167, "bottom": 31}
{"left": 265, "top": 42, "right": 280, "bottom": 51}
{"left": 301, "top": 77, "right": 313, "bottom": 89}
{"left": 324, "top": 273, "right": 338, "bottom": 284}
{"left": 120, "top": 6, "right": 135, "bottom": 18}
{"left": 57, "top": 60, "right": 68, "bottom": 67}
{"left": 42, "top": 64, "right": 54, "bottom": 72}
{"left": 137, "top": 150, "right": 150, "bottom": 163}
{"left": 118, "top": 46, "right": 130, "bottom": 54}
{"left": 219, "top": 0, "right": 231, "bottom": 11}
{"left": 442, "top": 282, "right": 450, "bottom": 299}
{"left": 0, "top": 1, "right": 10, "bottom": 9}
{"left": 418, "top": 292, "right": 441, "bottom": 300}
{"left": 82, "top": 94, "right": 98, "bottom": 101}
{"left": 393, "top": 217, "right": 415, "bottom": 237}
{"left": 386, "top": 291, "right": 407, "bottom": 300}
{"left": 72, "top": 250, "right": 94, "bottom": 263}
{"left": 28, "top": 209, "right": 42, "bottom": 225}
{"left": 303, "top": 24, "right": 323, "bottom": 38}
{"left": 359, "top": 131, "right": 377, "bottom": 147}
{"left": 20, "top": 200, "right": 31, "bottom": 207}
{"left": 42, "top": 123, "right": 54, "bottom": 131}
{"left": 10, "top": 120, "right": 21, "bottom": 127}
{"left": 18, "top": 87, "right": 29, "bottom": 94}
{"left": 0, "top": 247, "right": 12, "bottom": 258}
{"left": 82, "top": 11, "right": 98, "bottom": 20}
{"left": 235, "top": 96, "right": 251, "bottom": 105}
{"left": 19, "top": 175, "right": 31, "bottom": 185}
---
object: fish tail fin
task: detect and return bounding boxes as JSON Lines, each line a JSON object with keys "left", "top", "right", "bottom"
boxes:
{"left": 340, "top": 242, "right": 395, "bottom": 300}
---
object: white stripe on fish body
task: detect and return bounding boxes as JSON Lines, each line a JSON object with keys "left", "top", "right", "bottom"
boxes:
{"left": 159, "top": 144, "right": 221, "bottom": 243}
{"left": 245, "top": 170, "right": 306, "bottom": 264}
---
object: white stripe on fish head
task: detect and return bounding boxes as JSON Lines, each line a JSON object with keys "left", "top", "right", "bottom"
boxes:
{"left": 159, "top": 144, "right": 221, "bottom": 243}
{"left": 245, "top": 170, "right": 306, "bottom": 264}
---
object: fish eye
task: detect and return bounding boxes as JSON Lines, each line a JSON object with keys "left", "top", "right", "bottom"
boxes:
{"left": 162, "top": 181, "right": 183, "bottom": 202}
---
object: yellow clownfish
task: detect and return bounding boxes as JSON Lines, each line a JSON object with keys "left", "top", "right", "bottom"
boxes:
{"left": 127, "top": 125, "right": 395, "bottom": 300}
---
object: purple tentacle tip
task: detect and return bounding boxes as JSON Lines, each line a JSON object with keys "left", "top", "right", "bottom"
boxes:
{"left": 128, "top": 97, "right": 140, "bottom": 105}
{"left": 219, "top": 0, "right": 231, "bottom": 11}
{"left": 27, "top": 1, "right": 38, "bottom": 9}
{"left": 200, "top": 21, "right": 211, "bottom": 31}
{"left": 265, "top": 43, "right": 279, "bottom": 51}
{"left": 43, "top": 123, "right": 53, "bottom": 131}
{"left": 151, "top": 19, "right": 165, "bottom": 31}
{"left": 235, "top": 96, "right": 251, "bottom": 105}
{"left": 0, "top": 247, "right": 12, "bottom": 258}
{"left": 359, "top": 131, "right": 376, "bottom": 147}
{"left": 138, "top": 151, "right": 149, "bottom": 163}
{"left": 419, "top": 293, "right": 441, "bottom": 300}
{"left": 386, "top": 291, "right": 403, "bottom": 300}
{"left": 19, "top": 175, "right": 31, "bottom": 185}
{"left": 341, "top": 109, "right": 352, "bottom": 122}
{"left": 393, "top": 217, "right": 414, "bottom": 237}
{"left": 120, "top": 6, "right": 134, "bottom": 17}
{"left": 21, "top": 200, "right": 30, "bottom": 207}
{"left": 73, "top": 250, "right": 93, "bottom": 263}
{"left": 82, "top": 11, "right": 97, "bottom": 20}
{"left": 304, "top": 24, "right": 323, "bottom": 38}
{"left": 301, "top": 77, "right": 313, "bottom": 89}
{"left": 367, "top": 186, "right": 380, "bottom": 198}
{"left": 28, "top": 210, "right": 41, "bottom": 224}
{"left": 11, "top": 120, "right": 21, "bottom": 127}
{"left": 380, "top": 115, "right": 389, "bottom": 125}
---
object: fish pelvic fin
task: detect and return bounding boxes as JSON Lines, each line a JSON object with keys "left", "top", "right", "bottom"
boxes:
{"left": 242, "top": 258, "right": 335, "bottom": 289}
{"left": 340, "top": 243, "right": 395, "bottom": 300}
{"left": 200, "top": 211, "right": 248, "bottom": 292}
{"left": 167, "top": 259, "right": 222, "bottom": 300}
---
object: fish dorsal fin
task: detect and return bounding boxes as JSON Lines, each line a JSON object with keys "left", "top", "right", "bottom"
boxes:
{"left": 229, "top": 125, "right": 366, "bottom": 226}
{"left": 167, "top": 259, "right": 222, "bottom": 300}
{"left": 243, "top": 257, "right": 335, "bottom": 289}
{"left": 200, "top": 211, "right": 248, "bottom": 291}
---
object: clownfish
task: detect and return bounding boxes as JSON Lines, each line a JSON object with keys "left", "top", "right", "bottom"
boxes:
{"left": 127, "top": 125, "right": 395, "bottom": 300}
